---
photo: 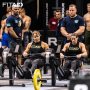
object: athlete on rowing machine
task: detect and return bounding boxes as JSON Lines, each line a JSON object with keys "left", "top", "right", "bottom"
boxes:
{"left": 60, "top": 34, "right": 87, "bottom": 74}
{"left": 23, "top": 31, "right": 49, "bottom": 76}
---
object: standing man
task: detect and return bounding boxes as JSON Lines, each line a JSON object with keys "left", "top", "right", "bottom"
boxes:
{"left": 0, "top": 7, "right": 12, "bottom": 48}
{"left": 48, "top": 9, "right": 62, "bottom": 38}
{"left": 48, "top": 10, "right": 57, "bottom": 31}
{"left": 20, "top": 8, "right": 31, "bottom": 47}
{"left": 6, "top": 4, "right": 23, "bottom": 65}
{"left": 48, "top": 10, "right": 62, "bottom": 31}
{"left": 84, "top": 3, "right": 90, "bottom": 61}
{"left": 0, "top": 7, "right": 12, "bottom": 77}
{"left": 61, "top": 4, "right": 85, "bottom": 44}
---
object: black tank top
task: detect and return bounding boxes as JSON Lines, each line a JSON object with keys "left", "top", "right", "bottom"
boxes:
{"left": 30, "top": 41, "right": 44, "bottom": 54}
{"left": 65, "top": 42, "right": 82, "bottom": 56}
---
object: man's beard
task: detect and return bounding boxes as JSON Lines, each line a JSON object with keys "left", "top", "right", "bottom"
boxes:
{"left": 70, "top": 14, "right": 76, "bottom": 18}
{"left": 14, "top": 13, "right": 19, "bottom": 16}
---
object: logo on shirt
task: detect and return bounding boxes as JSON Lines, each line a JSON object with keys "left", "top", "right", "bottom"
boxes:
{"left": 52, "top": 21, "right": 56, "bottom": 25}
{"left": 15, "top": 20, "right": 21, "bottom": 27}
{"left": 69, "top": 47, "right": 79, "bottom": 51}
{"left": 15, "top": 20, "right": 18, "bottom": 23}
{"left": 18, "top": 20, "right": 22, "bottom": 27}
{"left": 32, "top": 45, "right": 41, "bottom": 48}
{"left": 6, "top": 23, "right": 11, "bottom": 27}
{"left": 74, "top": 20, "right": 79, "bottom": 23}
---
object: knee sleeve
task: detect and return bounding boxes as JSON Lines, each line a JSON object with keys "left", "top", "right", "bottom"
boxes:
{"left": 2, "top": 48, "right": 9, "bottom": 64}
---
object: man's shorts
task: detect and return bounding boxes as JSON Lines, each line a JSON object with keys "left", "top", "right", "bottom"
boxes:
{"left": 2, "top": 33, "right": 10, "bottom": 48}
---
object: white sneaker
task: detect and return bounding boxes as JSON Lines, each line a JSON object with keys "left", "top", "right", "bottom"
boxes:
{"left": 70, "top": 69, "right": 75, "bottom": 78}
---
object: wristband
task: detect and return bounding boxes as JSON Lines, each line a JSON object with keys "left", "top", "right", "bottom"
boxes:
{"left": 61, "top": 51, "right": 65, "bottom": 55}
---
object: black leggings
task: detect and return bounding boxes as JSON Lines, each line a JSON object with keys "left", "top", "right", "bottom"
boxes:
{"left": 23, "top": 58, "right": 45, "bottom": 74}
{"left": 63, "top": 59, "right": 82, "bottom": 72}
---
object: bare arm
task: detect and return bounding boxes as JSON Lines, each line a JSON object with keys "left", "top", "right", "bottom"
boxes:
{"left": 1, "top": 20, "right": 5, "bottom": 34}
{"left": 83, "top": 14, "right": 86, "bottom": 21}
{"left": 61, "top": 27, "right": 69, "bottom": 37}
{"left": 60, "top": 43, "right": 69, "bottom": 58}
{"left": 23, "top": 17, "right": 31, "bottom": 32}
{"left": 23, "top": 43, "right": 32, "bottom": 56}
{"left": 7, "top": 27, "right": 18, "bottom": 38}
{"left": 22, "top": 17, "right": 31, "bottom": 39}
{"left": 74, "top": 26, "right": 85, "bottom": 36}
{"left": 42, "top": 41, "right": 49, "bottom": 50}
{"left": 0, "top": 20, "right": 6, "bottom": 39}
{"left": 80, "top": 43, "right": 88, "bottom": 57}
{"left": 61, "top": 27, "right": 73, "bottom": 40}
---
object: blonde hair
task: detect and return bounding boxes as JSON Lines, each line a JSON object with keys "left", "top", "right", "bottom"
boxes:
{"left": 32, "top": 31, "right": 41, "bottom": 37}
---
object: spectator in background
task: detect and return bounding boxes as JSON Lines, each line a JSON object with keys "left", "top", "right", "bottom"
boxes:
{"left": 84, "top": 3, "right": 90, "bottom": 61}
{"left": 61, "top": 4, "right": 85, "bottom": 44}
{"left": 65, "top": 9, "right": 69, "bottom": 16}
{"left": 55, "top": 10, "right": 62, "bottom": 22}
{"left": 48, "top": 10, "right": 57, "bottom": 31}
{"left": 20, "top": 8, "right": 31, "bottom": 48}
{"left": 48, "top": 9, "right": 62, "bottom": 31}
{"left": 48, "top": 10, "right": 62, "bottom": 37}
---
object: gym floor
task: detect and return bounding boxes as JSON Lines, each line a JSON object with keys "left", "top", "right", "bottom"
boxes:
{"left": 0, "top": 69, "right": 68, "bottom": 90}
{"left": 0, "top": 64, "right": 90, "bottom": 90}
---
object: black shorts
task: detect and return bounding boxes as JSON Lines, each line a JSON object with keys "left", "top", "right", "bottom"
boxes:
{"left": 85, "top": 30, "right": 90, "bottom": 47}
